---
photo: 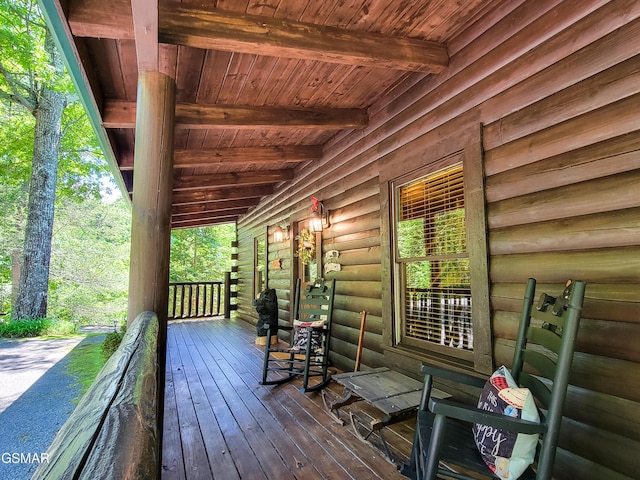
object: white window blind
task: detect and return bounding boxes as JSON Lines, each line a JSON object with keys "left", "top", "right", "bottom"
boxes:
{"left": 396, "top": 163, "right": 472, "bottom": 350}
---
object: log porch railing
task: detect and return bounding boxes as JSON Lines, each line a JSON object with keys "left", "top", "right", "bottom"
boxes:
{"left": 168, "top": 273, "right": 237, "bottom": 320}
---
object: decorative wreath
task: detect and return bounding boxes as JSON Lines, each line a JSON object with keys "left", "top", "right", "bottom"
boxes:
{"left": 296, "top": 228, "right": 315, "bottom": 265}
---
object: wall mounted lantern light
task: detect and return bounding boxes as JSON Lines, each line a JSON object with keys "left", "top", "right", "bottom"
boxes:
{"left": 309, "top": 196, "right": 330, "bottom": 233}
{"left": 274, "top": 225, "right": 290, "bottom": 243}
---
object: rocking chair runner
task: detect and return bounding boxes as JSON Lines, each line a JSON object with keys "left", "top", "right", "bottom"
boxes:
{"left": 261, "top": 278, "right": 336, "bottom": 393}
{"left": 402, "top": 278, "right": 586, "bottom": 480}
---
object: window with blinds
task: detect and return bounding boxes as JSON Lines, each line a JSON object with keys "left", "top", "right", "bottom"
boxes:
{"left": 395, "top": 163, "right": 473, "bottom": 351}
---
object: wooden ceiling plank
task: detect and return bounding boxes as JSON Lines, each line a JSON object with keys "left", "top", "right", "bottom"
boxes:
{"left": 235, "top": 55, "right": 280, "bottom": 104}
{"left": 173, "top": 170, "right": 294, "bottom": 191}
{"left": 195, "top": 49, "right": 233, "bottom": 104}
{"left": 254, "top": 57, "right": 303, "bottom": 106}
{"left": 216, "top": 53, "right": 258, "bottom": 104}
{"left": 115, "top": 40, "right": 139, "bottom": 101}
{"left": 102, "top": 100, "right": 368, "bottom": 129}
{"left": 158, "top": 3, "right": 449, "bottom": 73}
{"left": 323, "top": 0, "right": 370, "bottom": 29}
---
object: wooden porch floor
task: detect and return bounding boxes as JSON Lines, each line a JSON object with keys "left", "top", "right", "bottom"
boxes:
{"left": 161, "top": 317, "right": 412, "bottom": 480}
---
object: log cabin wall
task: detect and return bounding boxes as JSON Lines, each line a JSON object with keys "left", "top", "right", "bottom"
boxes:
{"left": 237, "top": 1, "right": 640, "bottom": 478}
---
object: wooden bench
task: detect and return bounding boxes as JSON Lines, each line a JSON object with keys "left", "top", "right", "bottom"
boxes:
{"left": 322, "top": 367, "right": 449, "bottom": 460}
{"left": 32, "top": 311, "right": 160, "bottom": 480}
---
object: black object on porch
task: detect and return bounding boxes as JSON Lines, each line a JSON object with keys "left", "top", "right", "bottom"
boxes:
{"left": 261, "top": 278, "right": 336, "bottom": 393}
{"left": 402, "top": 278, "right": 586, "bottom": 480}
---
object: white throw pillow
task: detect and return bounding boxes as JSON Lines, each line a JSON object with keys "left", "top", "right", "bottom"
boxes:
{"left": 472, "top": 366, "right": 540, "bottom": 479}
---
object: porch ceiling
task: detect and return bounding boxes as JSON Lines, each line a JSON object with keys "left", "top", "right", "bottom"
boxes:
{"left": 50, "top": 0, "right": 502, "bottom": 229}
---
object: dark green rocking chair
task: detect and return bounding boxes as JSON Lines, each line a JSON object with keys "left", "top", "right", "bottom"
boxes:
{"left": 402, "top": 278, "right": 586, "bottom": 480}
{"left": 261, "top": 278, "right": 336, "bottom": 393}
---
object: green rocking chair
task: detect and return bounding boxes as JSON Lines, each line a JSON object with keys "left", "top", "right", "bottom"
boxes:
{"left": 402, "top": 278, "right": 586, "bottom": 480}
{"left": 260, "top": 278, "right": 336, "bottom": 393}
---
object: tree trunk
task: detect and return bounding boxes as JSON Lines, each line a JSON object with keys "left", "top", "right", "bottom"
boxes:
{"left": 12, "top": 86, "right": 65, "bottom": 320}
{"left": 11, "top": 249, "right": 21, "bottom": 305}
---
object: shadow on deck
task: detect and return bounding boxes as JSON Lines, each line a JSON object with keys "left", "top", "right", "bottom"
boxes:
{"left": 162, "top": 317, "right": 412, "bottom": 480}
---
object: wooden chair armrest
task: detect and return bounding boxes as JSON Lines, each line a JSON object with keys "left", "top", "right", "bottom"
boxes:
{"left": 428, "top": 397, "right": 545, "bottom": 435}
{"left": 421, "top": 363, "right": 487, "bottom": 389}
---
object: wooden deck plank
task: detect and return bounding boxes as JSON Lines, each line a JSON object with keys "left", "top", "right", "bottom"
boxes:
{"left": 199, "top": 326, "right": 329, "bottom": 479}
{"left": 184, "top": 322, "right": 307, "bottom": 480}
{"left": 173, "top": 323, "right": 267, "bottom": 480}
{"left": 161, "top": 342, "right": 187, "bottom": 480}
{"left": 166, "top": 330, "right": 214, "bottom": 479}
{"left": 162, "top": 318, "right": 409, "bottom": 479}
{"left": 210, "top": 324, "right": 385, "bottom": 479}
{"left": 171, "top": 325, "right": 243, "bottom": 480}
{"left": 202, "top": 323, "right": 382, "bottom": 478}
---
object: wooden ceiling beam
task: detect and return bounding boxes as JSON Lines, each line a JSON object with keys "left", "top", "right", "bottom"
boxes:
{"left": 172, "top": 208, "right": 250, "bottom": 225}
{"left": 67, "top": 0, "right": 448, "bottom": 73}
{"left": 68, "top": 0, "right": 134, "bottom": 39}
{"left": 159, "top": 4, "right": 448, "bottom": 73}
{"left": 174, "top": 145, "right": 322, "bottom": 167}
{"left": 172, "top": 185, "right": 274, "bottom": 206}
{"left": 174, "top": 170, "right": 294, "bottom": 192}
{"left": 172, "top": 216, "right": 240, "bottom": 229}
{"left": 119, "top": 145, "right": 322, "bottom": 170}
{"left": 102, "top": 100, "right": 367, "bottom": 130}
{"left": 131, "top": 0, "right": 158, "bottom": 72}
{"left": 172, "top": 198, "right": 258, "bottom": 216}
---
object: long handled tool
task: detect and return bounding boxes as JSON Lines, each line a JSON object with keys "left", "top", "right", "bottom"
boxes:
{"left": 355, "top": 310, "right": 367, "bottom": 371}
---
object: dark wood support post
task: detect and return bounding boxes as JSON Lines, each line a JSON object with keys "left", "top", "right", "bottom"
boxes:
{"left": 224, "top": 271, "right": 232, "bottom": 319}
{"left": 127, "top": 71, "right": 175, "bottom": 326}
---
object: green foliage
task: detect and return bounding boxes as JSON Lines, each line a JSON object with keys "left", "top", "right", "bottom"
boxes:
{"left": 47, "top": 196, "right": 130, "bottom": 325}
{"left": 101, "top": 325, "right": 126, "bottom": 360}
{"left": 0, "top": 0, "right": 113, "bottom": 321}
{"left": 0, "top": 0, "right": 48, "bottom": 104}
{"left": 0, "top": 0, "right": 234, "bottom": 327}
{"left": 0, "top": 317, "right": 77, "bottom": 337}
{"left": 170, "top": 225, "right": 236, "bottom": 282}
{"left": 398, "top": 208, "right": 469, "bottom": 289}
{"left": 57, "top": 102, "right": 111, "bottom": 201}
{"left": 67, "top": 335, "right": 107, "bottom": 400}
{"left": 398, "top": 218, "right": 427, "bottom": 258}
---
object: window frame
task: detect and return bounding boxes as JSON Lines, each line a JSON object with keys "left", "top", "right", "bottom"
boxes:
{"left": 379, "top": 127, "right": 492, "bottom": 374}
{"left": 391, "top": 157, "right": 473, "bottom": 361}
{"left": 253, "top": 233, "right": 267, "bottom": 298}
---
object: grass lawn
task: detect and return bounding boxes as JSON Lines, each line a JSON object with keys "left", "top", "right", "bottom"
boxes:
{"left": 66, "top": 333, "right": 107, "bottom": 401}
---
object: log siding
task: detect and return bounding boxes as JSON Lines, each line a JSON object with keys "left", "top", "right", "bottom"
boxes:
{"left": 237, "top": 1, "right": 640, "bottom": 478}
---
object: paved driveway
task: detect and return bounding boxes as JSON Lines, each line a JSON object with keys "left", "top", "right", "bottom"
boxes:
{"left": 0, "top": 335, "right": 97, "bottom": 479}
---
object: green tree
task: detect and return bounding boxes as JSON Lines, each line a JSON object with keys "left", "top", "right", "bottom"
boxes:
{"left": 0, "top": 0, "right": 107, "bottom": 319}
{"left": 48, "top": 196, "right": 130, "bottom": 325}
{"left": 169, "top": 225, "right": 236, "bottom": 282}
